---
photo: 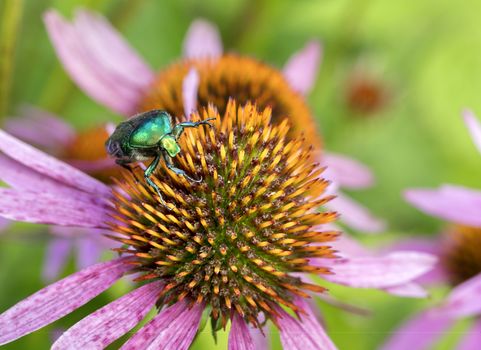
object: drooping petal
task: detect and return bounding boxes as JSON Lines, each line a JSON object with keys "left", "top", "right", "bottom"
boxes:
{"left": 76, "top": 236, "right": 103, "bottom": 270}
{"left": 66, "top": 158, "right": 116, "bottom": 174}
{"left": 52, "top": 281, "right": 162, "bottom": 350}
{"left": 44, "top": 10, "right": 154, "bottom": 115}
{"left": 322, "top": 152, "right": 374, "bottom": 189}
{"left": 42, "top": 237, "right": 73, "bottom": 283}
{"left": 405, "top": 185, "right": 481, "bottom": 227}
{"left": 384, "top": 238, "right": 448, "bottom": 285}
{"left": 458, "top": 318, "right": 481, "bottom": 350}
{"left": 0, "top": 257, "right": 132, "bottom": 345}
{"left": 0, "top": 189, "right": 110, "bottom": 228}
{"left": 437, "top": 272, "right": 481, "bottom": 318}
{"left": 183, "top": 19, "right": 222, "bottom": 59}
{"left": 228, "top": 313, "right": 254, "bottom": 350}
{"left": 381, "top": 310, "right": 453, "bottom": 350}
{"left": 182, "top": 68, "right": 199, "bottom": 119}
{"left": 121, "top": 300, "right": 203, "bottom": 350}
{"left": 276, "top": 298, "right": 337, "bottom": 350}
{"left": 250, "top": 325, "right": 269, "bottom": 350}
{"left": 0, "top": 153, "right": 96, "bottom": 199}
{"left": 325, "top": 192, "right": 386, "bottom": 233}
{"left": 0, "top": 129, "right": 110, "bottom": 197}
{"left": 283, "top": 40, "right": 322, "bottom": 95}
{"left": 5, "top": 107, "right": 75, "bottom": 150}
{"left": 384, "top": 283, "right": 428, "bottom": 298}
{"left": 463, "top": 109, "right": 481, "bottom": 155}
{"left": 324, "top": 252, "right": 437, "bottom": 289}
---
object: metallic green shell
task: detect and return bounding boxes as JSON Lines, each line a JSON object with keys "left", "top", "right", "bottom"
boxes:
{"left": 129, "top": 113, "right": 172, "bottom": 147}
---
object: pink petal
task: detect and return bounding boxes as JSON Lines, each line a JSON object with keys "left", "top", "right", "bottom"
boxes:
{"left": 52, "top": 281, "right": 162, "bottom": 350}
{"left": 106, "top": 122, "right": 116, "bottom": 136}
{"left": 463, "top": 109, "right": 481, "bottom": 155}
{"left": 0, "top": 129, "right": 110, "bottom": 196}
{"left": 381, "top": 310, "right": 453, "bottom": 350}
{"left": 5, "top": 107, "right": 75, "bottom": 150}
{"left": 121, "top": 300, "right": 203, "bottom": 350}
{"left": 384, "top": 283, "right": 428, "bottom": 298}
{"left": 276, "top": 297, "right": 337, "bottom": 350}
{"left": 384, "top": 238, "right": 448, "bottom": 285}
{"left": 324, "top": 252, "right": 437, "bottom": 289}
{"left": 183, "top": 19, "right": 222, "bottom": 58}
{"left": 0, "top": 153, "right": 96, "bottom": 199}
{"left": 76, "top": 236, "right": 104, "bottom": 270}
{"left": 0, "top": 189, "right": 110, "bottom": 228}
{"left": 250, "top": 325, "right": 269, "bottom": 350}
{"left": 42, "top": 237, "right": 72, "bottom": 283}
{"left": 66, "top": 158, "right": 116, "bottom": 173}
{"left": 228, "top": 313, "right": 254, "bottom": 350}
{"left": 0, "top": 257, "right": 132, "bottom": 345}
{"left": 44, "top": 10, "right": 153, "bottom": 115}
{"left": 438, "top": 273, "right": 481, "bottom": 318}
{"left": 458, "top": 318, "right": 481, "bottom": 350}
{"left": 325, "top": 192, "right": 386, "bottom": 233}
{"left": 322, "top": 152, "right": 374, "bottom": 189}
{"left": 405, "top": 185, "right": 481, "bottom": 227}
{"left": 283, "top": 40, "right": 322, "bottom": 95}
{"left": 182, "top": 68, "right": 199, "bottom": 120}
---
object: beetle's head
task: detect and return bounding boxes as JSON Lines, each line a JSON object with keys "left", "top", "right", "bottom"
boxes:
{"left": 105, "top": 137, "right": 125, "bottom": 158}
{"left": 161, "top": 135, "right": 181, "bottom": 157}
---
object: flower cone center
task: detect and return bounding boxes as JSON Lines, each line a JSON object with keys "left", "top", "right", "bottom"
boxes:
{"left": 441, "top": 225, "right": 481, "bottom": 286}
{"left": 109, "top": 101, "right": 337, "bottom": 327}
{"left": 139, "top": 54, "right": 322, "bottom": 150}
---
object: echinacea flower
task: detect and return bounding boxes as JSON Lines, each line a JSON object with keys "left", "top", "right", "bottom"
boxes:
{"left": 43, "top": 9, "right": 385, "bottom": 233}
{"left": 0, "top": 102, "right": 435, "bottom": 349}
{"left": 344, "top": 67, "right": 389, "bottom": 115}
{"left": 382, "top": 111, "right": 481, "bottom": 349}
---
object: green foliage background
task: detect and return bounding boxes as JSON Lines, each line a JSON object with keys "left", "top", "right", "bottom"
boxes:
{"left": 1, "top": 0, "right": 481, "bottom": 349}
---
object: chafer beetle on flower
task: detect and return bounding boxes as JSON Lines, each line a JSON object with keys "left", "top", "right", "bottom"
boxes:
{"left": 105, "top": 109, "right": 215, "bottom": 204}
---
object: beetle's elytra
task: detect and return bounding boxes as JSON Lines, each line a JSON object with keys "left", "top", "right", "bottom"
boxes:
{"left": 106, "top": 110, "right": 215, "bottom": 206}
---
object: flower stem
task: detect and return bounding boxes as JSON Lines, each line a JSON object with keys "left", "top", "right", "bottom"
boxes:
{"left": 0, "top": 0, "right": 23, "bottom": 123}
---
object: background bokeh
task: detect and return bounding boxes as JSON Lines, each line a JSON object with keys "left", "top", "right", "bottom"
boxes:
{"left": 1, "top": 0, "right": 481, "bottom": 349}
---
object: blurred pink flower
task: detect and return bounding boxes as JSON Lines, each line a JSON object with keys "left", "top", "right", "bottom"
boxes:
{"left": 43, "top": 9, "right": 385, "bottom": 233}
{"left": 382, "top": 232, "right": 481, "bottom": 350}
{"left": 382, "top": 111, "right": 481, "bottom": 349}
{"left": 0, "top": 125, "right": 435, "bottom": 348}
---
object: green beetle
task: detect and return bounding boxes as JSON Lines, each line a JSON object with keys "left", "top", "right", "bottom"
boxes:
{"left": 106, "top": 109, "right": 215, "bottom": 204}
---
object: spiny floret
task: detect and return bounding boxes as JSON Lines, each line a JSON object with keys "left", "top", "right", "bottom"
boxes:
{"left": 110, "top": 101, "right": 338, "bottom": 327}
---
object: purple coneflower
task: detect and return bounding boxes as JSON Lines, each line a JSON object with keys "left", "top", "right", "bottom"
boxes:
{"left": 43, "top": 9, "right": 385, "bottom": 233}
{"left": 382, "top": 111, "right": 481, "bottom": 349}
{"left": 0, "top": 101, "right": 435, "bottom": 349}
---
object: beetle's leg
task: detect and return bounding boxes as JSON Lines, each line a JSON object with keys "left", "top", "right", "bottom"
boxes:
{"left": 163, "top": 152, "right": 202, "bottom": 183}
{"left": 144, "top": 154, "right": 169, "bottom": 206}
{"left": 172, "top": 117, "right": 216, "bottom": 139}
